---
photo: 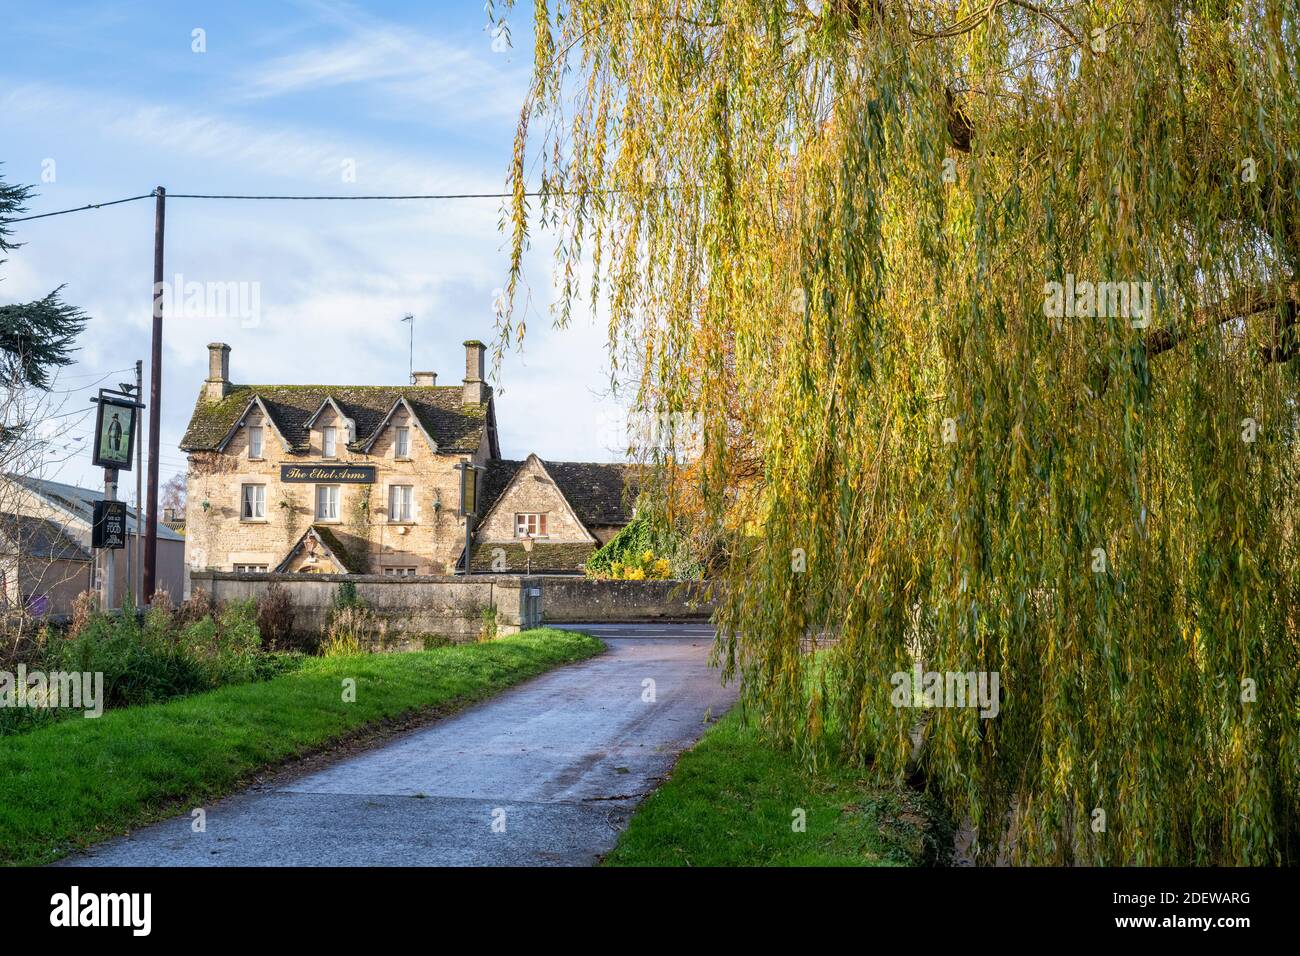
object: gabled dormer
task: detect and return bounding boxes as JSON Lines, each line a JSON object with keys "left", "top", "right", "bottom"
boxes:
{"left": 214, "top": 395, "right": 291, "bottom": 461}
{"left": 305, "top": 397, "right": 356, "bottom": 459}
{"left": 358, "top": 397, "right": 438, "bottom": 459}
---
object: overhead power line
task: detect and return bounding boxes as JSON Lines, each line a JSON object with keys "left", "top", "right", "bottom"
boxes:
{"left": 7, "top": 186, "right": 607, "bottom": 223}
{"left": 169, "top": 191, "right": 525, "bottom": 201}
{"left": 7, "top": 193, "right": 157, "bottom": 223}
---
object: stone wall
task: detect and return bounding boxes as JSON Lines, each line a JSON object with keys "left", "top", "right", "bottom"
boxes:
{"left": 189, "top": 570, "right": 544, "bottom": 648}
{"left": 541, "top": 578, "right": 715, "bottom": 623}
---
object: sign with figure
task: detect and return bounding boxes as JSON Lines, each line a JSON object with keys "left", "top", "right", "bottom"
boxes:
{"left": 92, "top": 393, "right": 138, "bottom": 470}
{"left": 92, "top": 500, "right": 127, "bottom": 549}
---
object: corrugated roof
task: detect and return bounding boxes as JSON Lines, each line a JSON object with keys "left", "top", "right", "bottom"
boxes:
{"left": 180, "top": 384, "right": 490, "bottom": 455}
{"left": 5, "top": 474, "right": 185, "bottom": 542}
{"left": 0, "top": 511, "right": 92, "bottom": 561}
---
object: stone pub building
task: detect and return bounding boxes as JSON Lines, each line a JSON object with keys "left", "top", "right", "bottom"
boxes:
{"left": 180, "top": 339, "right": 635, "bottom": 578}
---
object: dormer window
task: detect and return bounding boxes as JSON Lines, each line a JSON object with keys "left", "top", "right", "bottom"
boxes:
{"left": 248, "top": 425, "right": 263, "bottom": 459}
{"left": 322, "top": 426, "right": 338, "bottom": 458}
{"left": 395, "top": 426, "right": 410, "bottom": 459}
{"left": 515, "top": 513, "right": 548, "bottom": 538}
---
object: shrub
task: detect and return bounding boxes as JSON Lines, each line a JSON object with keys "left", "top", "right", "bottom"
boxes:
{"left": 179, "top": 600, "right": 261, "bottom": 687}
{"left": 20, "top": 597, "right": 273, "bottom": 726}
{"left": 256, "top": 584, "right": 296, "bottom": 649}
{"left": 332, "top": 580, "right": 359, "bottom": 611}
{"left": 586, "top": 515, "right": 700, "bottom": 579}
{"left": 322, "top": 604, "right": 376, "bottom": 656}
{"left": 478, "top": 605, "right": 499, "bottom": 642}
{"left": 174, "top": 589, "right": 216, "bottom": 628}
{"left": 51, "top": 610, "right": 206, "bottom": 708}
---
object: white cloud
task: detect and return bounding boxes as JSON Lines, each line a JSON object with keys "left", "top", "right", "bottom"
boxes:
{"left": 239, "top": 5, "right": 530, "bottom": 124}
{"left": 0, "top": 83, "right": 494, "bottom": 195}
{"left": 0, "top": 8, "right": 622, "bottom": 492}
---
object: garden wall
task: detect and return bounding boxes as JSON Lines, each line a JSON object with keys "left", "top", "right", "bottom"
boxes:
{"left": 541, "top": 579, "right": 715, "bottom": 623}
{"left": 188, "top": 570, "right": 544, "bottom": 649}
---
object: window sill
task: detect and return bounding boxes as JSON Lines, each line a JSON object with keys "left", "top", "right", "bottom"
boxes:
{"left": 240, "top": 518, "right": 269, "bottom": 524}
{"left": 314, "top": 519, "right": 341, "bottom": 525}
{"left": 394, "top": 456, "right": 413, "bottom": 462}
{"left": 387, "top": 521, "right": 417, "bottom": 527}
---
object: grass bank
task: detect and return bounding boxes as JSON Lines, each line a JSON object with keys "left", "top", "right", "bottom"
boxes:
{"left": 0, "top": 628, "right": 602, "bottom": 866}
{"left": 603, "top": 708, "right": 952, "bottom": 866}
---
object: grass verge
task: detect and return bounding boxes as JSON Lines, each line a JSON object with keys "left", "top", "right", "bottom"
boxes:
{"left": 0, "top": 628, "right": 602, "bottom": 866}
{"left": 603, "top": 707, "right": 952, "bottom": 866}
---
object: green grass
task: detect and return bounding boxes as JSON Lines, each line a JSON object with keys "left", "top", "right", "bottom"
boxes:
{"left": 0, "top": 628, "right": 602, "bottom": 866}
{"left": 603, "top": 708, "right": 952, "bottom": 867}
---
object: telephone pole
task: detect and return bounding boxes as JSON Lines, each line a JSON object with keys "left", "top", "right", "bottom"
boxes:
{"left": 134, "top": 359, "right": 143, "bottom": 604}
{"left": 143, "top": 186, "right": 165, "bottom": 602}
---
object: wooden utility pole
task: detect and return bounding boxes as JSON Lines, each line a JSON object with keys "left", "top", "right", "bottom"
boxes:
{"left": 134, "top": 359, "right": 143, "bottom": 604}
{"left": 143, "top": 187, "right": 165, "bottom": 602}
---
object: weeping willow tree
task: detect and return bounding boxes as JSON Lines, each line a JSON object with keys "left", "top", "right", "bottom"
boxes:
{"left": 501, "top": 0, "right": 1300, "bottom": 864}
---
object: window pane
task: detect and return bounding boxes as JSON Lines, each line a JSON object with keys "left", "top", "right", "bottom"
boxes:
{"left": 249, "top": 426, "right": 263, "bottom": 458}
{"left": 242, "top": 484, "right": 265, "bottom": 519}
{"left": 389, "top": 485, "right": 413, "bottom": 521}
{"left": 323, "top": 427, "right": 336, "bottom": 457}
{"left": 317, "top": 485, "right": 338, "bottom": 520}
{"left": 395, "top": 426, "right": 409, "bottom": 457}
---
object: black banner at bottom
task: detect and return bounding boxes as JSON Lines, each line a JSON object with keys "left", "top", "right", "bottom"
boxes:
{"left": 0, "top": 865, "right": 1282, "bottom": 942}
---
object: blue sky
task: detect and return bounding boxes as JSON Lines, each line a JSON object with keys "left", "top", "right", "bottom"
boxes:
{"left": 0, "top": 0, "right": 624, "bottom": 494}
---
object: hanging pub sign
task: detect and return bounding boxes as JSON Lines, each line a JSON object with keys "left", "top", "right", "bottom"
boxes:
{"left": 92, "top": 500, "right": 127, "bottom": 550}
{"left": 458, "top": 461, "right": 484, "bottom": 517}
{"left": 92, "top": 392, "right": 139, "bottom": 470}
{"left": 280, "top": 464, "right": 376, "bottom": 484}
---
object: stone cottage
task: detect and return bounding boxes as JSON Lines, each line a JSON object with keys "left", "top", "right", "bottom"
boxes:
{"left": 179, "top": 340, "right": 636, "bottom": 578}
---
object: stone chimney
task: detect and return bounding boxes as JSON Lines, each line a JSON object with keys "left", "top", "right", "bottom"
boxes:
{"left": 205, "top": 343, "right": 231, "bottom": 402}
{"left": 412, "top": 371, "right": 437, "bottom": 386}
{"left": 462, "top": 340, "right": 489, "bottom": 404}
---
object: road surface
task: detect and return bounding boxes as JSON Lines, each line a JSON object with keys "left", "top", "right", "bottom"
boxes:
{"left": 62, "top": 624, "right": 733, "bottom": 867}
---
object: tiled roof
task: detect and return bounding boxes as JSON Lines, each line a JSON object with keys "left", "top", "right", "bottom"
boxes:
{"left": 180, "top": 385, "right": 490, "bottom": 455}
{"left": 275, "top": 525, "right": 368, "bottom": 574}
{"left": 479, "top": 458, "right": 638, "bottom": 530}
{"left": 544, "top": 461, "right": 639, "bottom": 527}
{"left": 479, "top": 459, "right": 525, "bottom": 516}
{"left": 4, "top": 474, "right": 185, "bottom": 542}
{"left": 0, "top": 512, "right": 92, "bottom": 561}
{"left": 310, "top": 525, "right": 367, "bottom": 573}
{"left": 462, "top": 542, "right": 595, "bottom": 574}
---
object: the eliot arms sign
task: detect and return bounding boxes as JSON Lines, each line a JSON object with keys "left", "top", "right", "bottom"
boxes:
{"left": 280, "top": 464, "right": 376, "bottom": 483}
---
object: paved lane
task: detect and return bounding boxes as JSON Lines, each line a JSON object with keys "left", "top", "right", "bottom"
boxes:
{"left": 62, "top": 627, "right": 734, "bottom": 867}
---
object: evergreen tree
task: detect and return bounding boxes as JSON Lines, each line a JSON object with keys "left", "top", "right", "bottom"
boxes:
{"left": 0, "top": 167, "right": 88, "bottom": 389}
